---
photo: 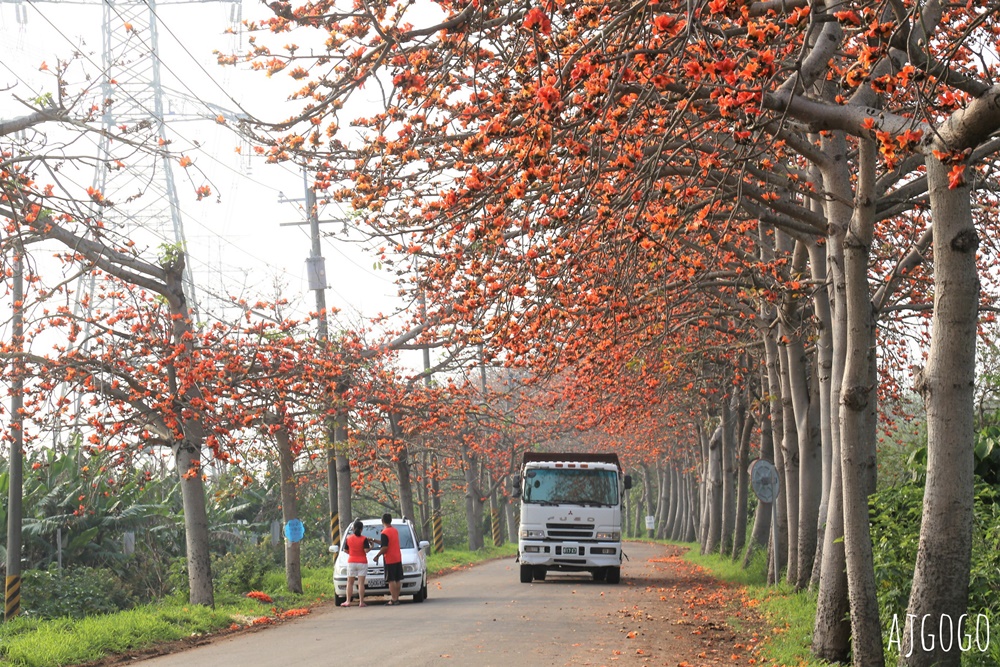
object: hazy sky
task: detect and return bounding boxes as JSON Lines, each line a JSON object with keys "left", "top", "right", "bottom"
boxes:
{"left": 0, "top": 0, "right": 407, "bottom": 333}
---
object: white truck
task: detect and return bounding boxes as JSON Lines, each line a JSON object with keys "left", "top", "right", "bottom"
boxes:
{"left": 515, "top": 452, "right": 632, "bottom": 584}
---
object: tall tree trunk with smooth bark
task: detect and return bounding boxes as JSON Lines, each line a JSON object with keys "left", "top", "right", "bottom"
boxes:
{"left": 720, "top": 399, "right": 737, "bottom": 556}
{"left": 840, "top": 137, "right": 883, "bottom": 667}
{"left": 743, "top": 392, "right": 773, "bottom": 568}
{"left": 390, "top": 415, "right": 418, "bottom": 538}
{"left": 705, "top": 425, "right": 724, "bottom": 555}
{"left": 778, "top": 342, "right": 801, "bottom": 585}
{"left": 462, "top": 441, "right": 485, "bottom": 550}
{"left": 811, "top": 129, "right": 852, "bottom": 663}
{"left": 901, "top": 153, "right": 978, "bottom": 667}
{"left": 274, "top": 423, "right": 303, "bottom": 594}
{"left": 732, "top": 397, "right": 753, "bottom": 560}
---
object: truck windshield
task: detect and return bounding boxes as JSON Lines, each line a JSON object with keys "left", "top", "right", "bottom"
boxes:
{"left": 522, "top": 468, "right": 618, "bottom": 506}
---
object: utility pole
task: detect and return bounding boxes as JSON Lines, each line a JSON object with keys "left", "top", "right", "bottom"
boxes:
{"left": 5, "top": 241, "right": 24, "bottom": 622}
{"left": 290, "top": 172, "right": 350, "bottom": 544}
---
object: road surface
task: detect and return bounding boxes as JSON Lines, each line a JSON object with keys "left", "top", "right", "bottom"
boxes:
{"left": 137, "top": 541, "right": 671, "bottom": 667}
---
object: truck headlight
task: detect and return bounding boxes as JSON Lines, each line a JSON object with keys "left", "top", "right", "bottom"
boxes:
{"left": 595, "top": 531, "right": 620, "bottom": 540}
{"left": 334, "top": 565, "right": 347, "bottom": 577}
{"left": 403, "top": 563, "right": 419, "bottom": 574}
{"left": 520, "top": 529, "right": 544, "bottom": 539}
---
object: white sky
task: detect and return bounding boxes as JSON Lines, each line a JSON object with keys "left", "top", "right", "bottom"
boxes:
{"left": 0, "top": 0, "right": 415, "bottom": 349}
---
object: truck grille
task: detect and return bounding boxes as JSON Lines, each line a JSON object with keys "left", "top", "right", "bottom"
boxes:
{"left": 546, "top": 523, "right": 594, "bottom": 540}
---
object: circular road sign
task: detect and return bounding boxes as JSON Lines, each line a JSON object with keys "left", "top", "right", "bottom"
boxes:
{"left": 749, "top": 459, "right": 780, "bottom": 503}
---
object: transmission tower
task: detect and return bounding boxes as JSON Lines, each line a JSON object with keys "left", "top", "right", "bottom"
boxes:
{"left": 2, "top": 0, "right": 242, "bottom": 451}
{"left": 4, "top": 0, "right": 243, "bottom": 318}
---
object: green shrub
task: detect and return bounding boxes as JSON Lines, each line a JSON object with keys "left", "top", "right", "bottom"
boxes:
{"left": 21, "top": 566, "right": 135, "bottom": 619}
{"left": 870, "top": 478, "right": 1000, "bottom": 664}
{"left": 298, "top": 537, "right": 334, "bottom": 569}
{"left": 212, "top": 544, "right": 279, "bottom": 594}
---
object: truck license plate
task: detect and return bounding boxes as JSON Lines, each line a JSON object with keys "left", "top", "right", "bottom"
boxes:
{"left": 563, "top": 547, "right": 577, "bottom": 555}
{"left": 366, "top": 578, "right": 384, "bottom": 588}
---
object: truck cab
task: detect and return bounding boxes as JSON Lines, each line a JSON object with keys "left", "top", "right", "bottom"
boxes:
{"left": 516, "top": 452, "right": 632, "bottom": 584}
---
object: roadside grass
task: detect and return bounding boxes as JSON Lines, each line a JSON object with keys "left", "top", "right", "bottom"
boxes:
{"left": 674, "top": 542, "right": 831, "bottom": 667}
{"left": 427, "top": 542, "right": 517, "bottom": 573}
{"left": 0, "top": 545, "right": 514, "bottom": 667}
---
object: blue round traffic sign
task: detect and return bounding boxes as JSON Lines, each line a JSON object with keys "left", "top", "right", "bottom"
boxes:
{"left": 284, "top": 519, "right": 305, "bottom": 543}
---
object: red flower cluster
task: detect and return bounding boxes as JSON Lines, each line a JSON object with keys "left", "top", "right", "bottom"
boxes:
{"left": 246, "top": 591, "right": 273, "bottom": 603}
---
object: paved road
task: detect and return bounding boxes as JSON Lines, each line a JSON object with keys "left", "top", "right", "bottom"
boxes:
{"left": 138, "top": 541, "right": 667, "bottom": 667}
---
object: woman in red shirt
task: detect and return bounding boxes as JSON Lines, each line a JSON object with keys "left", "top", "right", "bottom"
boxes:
{"left": 342, "top": 520, "right": 373, "bottom": 607}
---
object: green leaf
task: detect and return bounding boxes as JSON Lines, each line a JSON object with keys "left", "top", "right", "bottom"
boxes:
{"left": 67, "top": 526, "right": 100, "bottom": 552}
{"left": 974, "top": 436, "right": 995, "bottom": 462}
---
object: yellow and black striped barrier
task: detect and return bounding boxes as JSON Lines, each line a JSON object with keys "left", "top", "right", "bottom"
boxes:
{"left": 432, "top": 512, "right": 444, "bottom": 553}
{"left": 330, "top": 512, "right": 340, "bottom": 547}
{"left": 5, "top": 575, "right": 20, "bottom": 621}
{"left": 491, "top": 508, "right": 502, "bottom": 547}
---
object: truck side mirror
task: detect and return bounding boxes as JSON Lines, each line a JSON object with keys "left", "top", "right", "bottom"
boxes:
{"left": 623, "top": 475, "right": 633, "bottom": 490}
{"left": 512, "top": 474, "right": 521, "bottom": 492}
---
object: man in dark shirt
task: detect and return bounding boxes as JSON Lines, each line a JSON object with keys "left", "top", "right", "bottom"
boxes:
{"left": 373, "top": 513, "right": 403, "bottom": 605}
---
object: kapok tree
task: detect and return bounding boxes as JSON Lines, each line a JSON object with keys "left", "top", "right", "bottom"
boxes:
{"left": 236, "top": 3, "right": 1000, "bottom": 666}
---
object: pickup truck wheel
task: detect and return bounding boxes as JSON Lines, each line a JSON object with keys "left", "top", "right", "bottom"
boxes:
{"left": 606, "top": 566, "right": 621, "bottom": 584}
{"left": 591, "top": 567, "right": 607, "bottom": 582}
{"left": 532, "top": 566, "right": 547, "bottom": 581}
{"left": 413, "top": 581, "right": 426, "bottom": 603}
{"left": 520, "top": 564, "right": 533, "bottom": 583}
{"left": 334, "top": 593, "right": 346, "bottom": 606}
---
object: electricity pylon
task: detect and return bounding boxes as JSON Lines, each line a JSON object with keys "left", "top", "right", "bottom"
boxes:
{"left": 5, "top": 0, "right": 243, "bottom": 317}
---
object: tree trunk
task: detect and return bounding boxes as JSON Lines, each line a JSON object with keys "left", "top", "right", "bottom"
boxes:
{"left": 418, "top": 450, "right": 431, "bottom": 541}
{"left": 671, "top": 465, "right": 685, "bottom": 541}
{"left": 335, "top": 406, "right": 352, "bottom": 531}
{"left": 389, "top": 415, "right": 418, "bottom": 538}
{"left": 761, "top": 300, "right": 788, "bottom": 582}
{"left": 808, "top": 240, "right": 835, "bottom": 590}
{"left": 175, "top": 445, "right": 213, "bottom": 606}
{"left": 164, "top": 270, "right": 213, "bottom": 607}
{"left": 654, "top": 463, "right": 668, "bottom": 538}
{"left": 431, "top": 452, "right": 443, "bottom": 542}
{"left": 743, "top": 390, "right": 773, "bottom": 568}
{"left": 699, "top": 425, "right": 712, "bottom": 553}
{"left": 325, "top": 444, "right": 339, "bottom": 545}
{"left": 901, "top": 153, "right": 978, "bottom": 667}
{"left": 788, "top": 333, "right": 822, "bottom": 590}
{"left": 274, "top": 425, "right": 303, "bottom": 594}
{"left": 778, "top": 341, "right": 800, "bottom": 585}
{"left": 462, "top": 442, "right": 485, "bottom": 550}
{"left": 732, "top": 399, "right": 753, "bottom": 560}
{"left": 811, "top": 128, "right": 852, "bottom": 662}
{"left": 840, "top": 137, "right": 883, "bottom": 667}
{"left": 634, "top": 465, "right": 648, "bottom": 538}
{"left": 758, "top": 223, "right": 789, "bottom": 583}
{"left": 705, "top": 425, "right": 724, "bottom": 555}
{"left": 684, "top": 469, "right": 698, "bottom": 543}
{"left": 720, "top": 399, "right": 737, "bottom": 556}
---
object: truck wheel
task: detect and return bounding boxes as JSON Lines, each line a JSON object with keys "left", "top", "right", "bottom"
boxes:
{"left": 606, "top": 566, "right": 621, "bottom": 584}
{"left": 591, "top": 567, "right": 607, "bottom": 582}
{"left": 520, "top": 564, "right": 533, "bottom": 583}
{"left": 335, "top": 593, "right": 346, "bottom": 606}
{"left": 413, "top": 581, "right": 426, "bottom": 603}
{"left": 532, "top": 566, "right": 547, "bottom": 581}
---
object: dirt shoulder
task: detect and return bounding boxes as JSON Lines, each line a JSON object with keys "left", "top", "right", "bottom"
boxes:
{"left": 572, "top": 542, "right": 769, "bottom": 666}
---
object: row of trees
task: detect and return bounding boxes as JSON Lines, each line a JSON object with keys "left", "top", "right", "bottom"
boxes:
{"left": 6, "top": 2, "right": 1000, "bottom": 665}
{"left": 232, "top": 1, "right": 1000, "bottom": 665}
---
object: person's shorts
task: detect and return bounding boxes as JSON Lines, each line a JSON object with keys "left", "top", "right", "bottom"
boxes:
{"left": 347, "top": 563, "right": 368, "bottom": 578}
{"left": 385, "top": 562, "right": 404, "bottom": 582}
